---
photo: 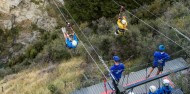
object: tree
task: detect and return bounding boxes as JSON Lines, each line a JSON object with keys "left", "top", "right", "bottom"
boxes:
{"left": 64, "top": 0, "right": 155, "bottom": 22}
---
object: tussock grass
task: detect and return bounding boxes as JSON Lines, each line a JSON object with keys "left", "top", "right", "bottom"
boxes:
{"left": 0, "top": 57, "right": 84, "bottom": 94}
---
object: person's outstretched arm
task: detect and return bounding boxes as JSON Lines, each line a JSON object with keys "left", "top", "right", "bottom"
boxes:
{"left": 62, "top": 27, "right": 69, "bottom": 40}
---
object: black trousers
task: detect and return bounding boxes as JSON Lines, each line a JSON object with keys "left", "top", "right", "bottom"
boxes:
{"left": 112, "top": 79, "right": 120, "bottom": 94}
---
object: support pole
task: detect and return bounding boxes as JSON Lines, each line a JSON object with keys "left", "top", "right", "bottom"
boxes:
{"left": 104, "top": 79, "right": 107, "bottom": 94}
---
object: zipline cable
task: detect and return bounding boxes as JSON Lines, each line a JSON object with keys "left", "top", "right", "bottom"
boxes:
{"left": 53, "top": 0, "right": 190, "bottom": 92}
{"left": 52, "top": 0, "right": 108, "bottom": 81}
{"left": 52, "top": 0, "right": 117, "bottom": 90}
{"left": 111, "top": 0, "right": 185, "bottom": 50}
{"left": 59, "top": 2, "right": 118, "bottom": 83}
{"left": 132, "top": 0, "right": 190, "bottom": 42}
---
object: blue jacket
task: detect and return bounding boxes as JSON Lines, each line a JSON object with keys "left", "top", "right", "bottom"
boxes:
{"left": 149, "top": 91, "right": 158, "bottom": 94}
{"left": 66, "top": 34, "right": 78, "bottom": 49}
{"left": 153, "top": 51, "right": 170, "bottom": 67}
{"left": 156, "top": 88, "right": 164, "bottom": 94}
{"left": 157, "top": 86, "right": 172, "bottom": 94}
{"left": 110, "top": 63, "right": 125, "bottom": 80}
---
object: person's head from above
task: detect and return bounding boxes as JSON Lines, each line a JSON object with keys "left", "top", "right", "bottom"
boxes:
{"left": 69, "top": 34, "right": 74, "bottom": 40}
{"left": 69, "top": 34, "right": 77, "bottom": 47}
{"left": 149, "top": 85, "right": 157, "bottom": 93}
{"left": 122, "top": 16, "right": 126, "bottom": 19}
{"left": 159, "top": 44, "right": 165, "bottom": 52}
{"left": 121, "top": 19, "right": 126, "bottom": 25}
{"left": 113, "top": 55, "right": 120, "bottom": 65}
{"left": 163, "top": 79, "right": 170, "bottom": 87}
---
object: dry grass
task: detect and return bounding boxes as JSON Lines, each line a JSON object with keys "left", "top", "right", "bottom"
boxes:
{"left": 0, "top": 57, "right": 84, "bottom": 94}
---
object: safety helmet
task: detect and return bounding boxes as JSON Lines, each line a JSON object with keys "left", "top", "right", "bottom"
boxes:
{"left": 128, "top": 92, "right": 135, "bottom": 94}
{"left": 163, "top": 79, "right": 170, "bottom": 86}
{"left": 121, "top": 20, "right": 127, "bottom": 25}
{"left": 72, "top": 40, "right": 77, "bottom": 47}
{"left": 149, "top": 85, "right": 157, "bottom": 93}
{"left": 113, "top": 56, "right": 120, "bottom": 62}
{"left": 159, "top": 45, "right": 165, "bottom": 51}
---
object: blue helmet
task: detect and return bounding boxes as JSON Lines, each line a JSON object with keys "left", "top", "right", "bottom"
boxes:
{"left": 113, "top": 56, "right": 120, "bottom": 62}
{"left": 159, "top": 45, "right": 165, "bottom": 51}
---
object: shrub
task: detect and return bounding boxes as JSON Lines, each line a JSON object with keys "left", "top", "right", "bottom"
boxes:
{"left": 29, "top": 48, "right": 38, "bottom": 59}
{"left": 0, "top": 67, "right": 12, "bottom": 78}
{"left": 8, "top": 54, "right": 26, "bottom": 67}
{"left": 50, "top": 39, "right": 71, "bottom": 61}
{"left": 48, "top": 84, "right": 61, "bottom": 94}
{"left": 64, "top": 0, "right": 155, "bottom": 22}
{"left": 31, "top": 24, "right": 38, "bottom": 30}
{"left": 31, "top": 0, "right": 43, "bottom": 5}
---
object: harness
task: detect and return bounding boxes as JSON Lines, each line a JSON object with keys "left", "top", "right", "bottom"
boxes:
{"left": 117, "top": 28, "right": 126, "bottom": 35}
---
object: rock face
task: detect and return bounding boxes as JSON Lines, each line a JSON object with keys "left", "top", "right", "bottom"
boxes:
{"left": 0, "top": 0, "right": 57, "bottom": 31}
{"left": 0, "top": 0, "right": 22, "bottom": 13}
{"left": 3, "top": 20, "right": 12, "bottom": 29}
{"left": 0, "top": 0, "right": 59, "bottom": 62}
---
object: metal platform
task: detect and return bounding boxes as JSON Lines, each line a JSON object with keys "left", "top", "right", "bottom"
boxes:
{"left": 72, "top": 58, "right": 188, "bottom": 94}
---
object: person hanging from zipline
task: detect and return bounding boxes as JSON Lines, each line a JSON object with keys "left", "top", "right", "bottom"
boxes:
{"left": 147, "top": 45, "right": 170, "bottom": 78}
{"left": 61, "top": 22, "right": 78, "bottom": 49}
{"left": 115, "top": 6, "right": 128, "bottom": 35}
{"left": 110, "top": 55, "right": 125, "bottom": 94}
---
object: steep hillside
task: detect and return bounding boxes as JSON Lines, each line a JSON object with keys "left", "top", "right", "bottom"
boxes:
{"left": 0, "top": 0, "right": 189, "bottom": 94}
{"left": 0, "top": 58, "right": 84, "bottom": 94}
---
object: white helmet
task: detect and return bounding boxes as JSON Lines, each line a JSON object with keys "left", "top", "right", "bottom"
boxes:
{"left": 163, "top": 79, "right": 170, "bottom": 86}
{"left": 72, "top": 40, "right": 77, "bottom": 47}
{"left": 128, "top": 92, "right": 135, "bottom": 94}
{"left": 149, "top": 85, "right": 157, "bottom": 93}
{"left": 121, "top": 20, "right": 127, "bottom": 24}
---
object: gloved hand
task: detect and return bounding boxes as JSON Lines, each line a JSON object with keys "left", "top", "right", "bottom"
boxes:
{"left": 61, "top": 27, "right": 66, "bottom": 33}
{"left": 158, "top": 59, "right": 163, "bottom": 63}
{"left": 116, "top": 70, "right": 123, "bottom": 74}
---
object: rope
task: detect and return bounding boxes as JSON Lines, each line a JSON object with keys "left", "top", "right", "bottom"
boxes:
{"left": 53, "top": 0, "right": 190, "bottom": 92}
{"left": 60, "top": 2, "right": 118, "bottom": 82}
{"left": 132, "top": 0, "right": 190, "bottom": 42}
{"left": 52, "top": 0, "right": 109, "bottom": 80}
{"left": 111, "top": 0, "right": 186, "bottom": 50}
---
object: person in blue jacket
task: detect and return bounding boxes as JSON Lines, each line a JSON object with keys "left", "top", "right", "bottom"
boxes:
{"left": 157, "top": 79, "right": 172, "bottom": 94}
{"left": 110, "top": 55, "right": 125, "bottom": 94}
{"left": 147, "top": 45, "right": 170, "bottom": 78}
{"left": 61, "top": 26, "right": 78, "bottom": 49}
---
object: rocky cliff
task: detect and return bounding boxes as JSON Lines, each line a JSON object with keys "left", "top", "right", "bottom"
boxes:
{"left": 0, "top": 0, "right": 57, "bottom": 31}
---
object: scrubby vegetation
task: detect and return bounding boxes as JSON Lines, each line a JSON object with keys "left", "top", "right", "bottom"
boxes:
{"left": 0, "top": 58, "right": 84, "bottom": 94}
{"left": 0, "top": 0, "right": 190, "bottom": 93}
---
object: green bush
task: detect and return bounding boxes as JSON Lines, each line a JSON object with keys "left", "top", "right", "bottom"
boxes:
{"left": 31, "top": 24, "right": 38, "bottom": 30}
{"left": 8, "top": 54, "right": 26, "bottom": 67}
{"left": 64, "top": 0, "right": 155, "bottom": 22}
{"left": 0, "top": 67, "right": 13, "bottom": 78}
{"left": 30, "top": 0, "right": 43, "bottom": 5}
{"left": 50, "top": 39, "right": 71, "bottom": 61}
{"left": 30, "top": 48, "right": 38, "bottom": 59}
{"left": 48, "top": 84, "right": 61, "bottom": 94}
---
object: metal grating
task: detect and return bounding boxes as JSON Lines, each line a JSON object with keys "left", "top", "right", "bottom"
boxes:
{"left": 72, "top": 58, "right": 188, "bottom": 94}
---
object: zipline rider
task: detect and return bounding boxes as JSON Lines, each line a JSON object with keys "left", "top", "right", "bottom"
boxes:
{"left": 61, "top": 23, "right": 78, "bottom": 49}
